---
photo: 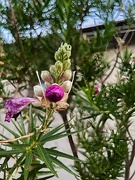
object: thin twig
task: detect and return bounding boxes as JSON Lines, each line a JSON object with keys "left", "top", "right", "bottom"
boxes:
{"left": 0, "top": 132, "right": 34, "bottom": 143}
{"left": 8, "top": 0, "right": 26, "bottom": 61}
{"left": 0, "top": 96, "right": 11, "bottom": 100}
{"left": 129, "top": 169, "right": 135, "bottom": 180}
{"left": 126, "top": 31, "right": 134, "bottom": 46}
{"left": 7, "top": 80, "right": 25, "bottom": 97}
{"left": 127, "top": 129, "right": 134, "bottom": 143}
{"left": 128, "top": 140, "right": 135, "bottom": 169}
{"left": 7, "top": 0, "right": 32, "bottom": 80}
{"left": 125, "top": 140, "right": 135, "bottom": 180}
{"left": 101, "top": 51, "right": 119, "bottom": 85}
{"left": 59, "top": 110, "right": 78, "bottom": 158}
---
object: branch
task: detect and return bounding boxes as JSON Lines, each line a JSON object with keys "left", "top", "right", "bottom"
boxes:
{"left": 127, "top": 129, "right": 134, "bottom": 143}
{"left": 125, "top": 140, "right": 135, "bottom": 180}
{"left": 0, "top": 132, "right": 34, "bottom": 143}
{"left": 59, "top": 110, "right": 78, "bottom": 158}
{"left": 128, "top": 140, "right": 135, "bottom": 169}
{"left": 129, "top": 169, "right": 135, "bottom": 180}
{"left": 101, "top": 49, "right": 120, "bottom": 85}
{"left": 7, "top": 0, "right": 27, "bottom": 64}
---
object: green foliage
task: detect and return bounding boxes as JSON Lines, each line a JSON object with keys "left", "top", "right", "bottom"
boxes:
{"left": 0, "top": 105, "right": 79, "bottom": 179}
{"left": 73, "top": 48, "right": 135, "bottom": 179}
{"left": 0, "top": 0, "right": 55, "bottom": 86}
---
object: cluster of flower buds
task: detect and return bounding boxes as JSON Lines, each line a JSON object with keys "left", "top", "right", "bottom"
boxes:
{"left": 41, "top": 43, "right": 72, "bottom": 89}
{"left": 33, "top": 43, "right": 73, "bottom": 110}
{"left": 4, "top": 43, "right": 73, "bottom": 122}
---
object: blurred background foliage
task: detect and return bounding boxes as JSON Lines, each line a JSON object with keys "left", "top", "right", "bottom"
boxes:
{"left": 0, "top": 0, "right": 135, "bottom": 179}
{"left": 73, "top": 48, "right": 135, "bottom": 179}
{"left": 0, "top": 0, "right": 126, "bottom": 88}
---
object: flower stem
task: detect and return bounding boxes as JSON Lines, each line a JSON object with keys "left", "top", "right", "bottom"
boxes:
{"left": 37, "top": 108, "right": 54, "bottom": 141}
{"left": 43, "top": 108, "right": 54, "bottom": 129}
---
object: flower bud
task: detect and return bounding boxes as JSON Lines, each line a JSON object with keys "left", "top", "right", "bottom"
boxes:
{"left": 61, "top": 69, "right": 72, "bottom": 81}
{"left": 34, "top": 85, "right": 44, "bottom": 97}
{"left": 44, "top": 81, "right": 51, "bottom": 88}
{"left": 61, "top": 80, "right": 72, "bottom": 93}
{"left": 41, "top": 70, "right": 53, "bottom": 83}
{"left": 45, "top": 84, "right": 64, "bottom": 102}
{"left": 63, "top": 53, "right": 71, "bottom": 61}
{"left": 54, "top": 43, "right": 72, "bottom": 61}
{"left": 55, "top": 61, "right": 63, "bottom": 72}
{"left": 49, "top": 65, "right": 57, "bottom": 77}
{"left": 63, "top": 59, "right": 71, "bottom": 70}
{"left": 54, "top": 51, "right": 62, "bottom": 61}
{"left": 62, "top": 43, "right": 71, "bottom": 59}
{"left": 94, "top": 85, "right": 99, "bottom": 95}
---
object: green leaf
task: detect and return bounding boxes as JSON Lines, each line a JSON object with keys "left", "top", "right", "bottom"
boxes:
{"left": 0, "top": 157, "right": 9, "bottom": 172}
{"left": 29, "top": 105, "right": 36, "bottom": 133}
{"left": 0, "top": 149, "right": 24, "bottom": 156}
{"left": 46, "top": 148, "right": 81, "bottom": 162}
{"left": 0, "top": 123, "right": 20, "bottom": 138}
{"left": 29, "top": 167, "right": 54, "bottom": 180}
{"left": 37, "top": 144, "right": 58, "bottom": 177}
{"left": 24, "top": 151, "right": 32, "bottom": 180}
{"left": 41, "top": 129, "right": 79, "bottom": 143}
{"left": 17, "top": 117, "right": 27, "bottom": 136}
{"left": 4, "top": 143, "right": 29, "bottom": 149}
{"left": 40, "top": 123, "right": 65, "bottom": 142}
{"left": 12, "top": 120, "right": 24, "bottom": 136}
{"left": 0, "top": 133, "right": 9, "bottom": 141}
{"left": 50, "top": 155, "right": 78, "bottom": 177}
{"left": 7, "top": 154, "right": 25, "bottom": 180}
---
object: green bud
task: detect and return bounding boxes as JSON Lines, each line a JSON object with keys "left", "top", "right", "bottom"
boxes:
{"left": 61, "top": 80, "right": 72, "bottom": 93}
{"left": 54, "top": 43, "right": 72, "bottom": 61}
{"left": 55, "top": 61, "right": 63, "bottom": 72}
{"left": 63, "top": 53, "right": 71, "bottom": 61}
{"left": 62, "top": 43, "right": 71, "bottom": 57}
{"left": 41, "top": 70, "right": 53, "bottom": 83}
{"left": 33, "top": 85, "right": 44, "bottom": 97}
{"left": 49, "top": 65, "right": 57, "bottom": 77}
{"left": 54, "top": 51, "right": 62, "bottom": 61}
{"left": 63, "top": 59, "right": 71, "bottom": 70}
{"left": 61, "top": 69, "right": 72, "bottom": 81}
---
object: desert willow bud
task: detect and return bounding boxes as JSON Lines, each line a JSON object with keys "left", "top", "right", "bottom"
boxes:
{"left": 94, "top": 84, "right": 99, "bottom": 95}
{"left": 55, "top": 61, "right": 63, "bottom": 72}
{"left": 49, "top": 65, "right": 57, "bottom": 77}
{"left": 41, "top": 70, "right": 53, "bottom": 83}
{"left": 54, "top": 43, "right": 72, "bottom": 61}
{"left": 54, "top": 51, "right": 62, "bottom": 62}
{"left": 63, "top": 59, "right": 71, "bottom": 70}
{"left": 62, "top": 43, "right": 72, "bottom": 58}
{"left": 61, "top": 69, "right": 72, "bottom": 81}
{"left": 61, "top": 80, "right": 72, "bottom": 93}
{"left": 44, "top": 81, "right": 51, "bottom": 88}
{"left": 34, "top": 85, "right": 44, "bottom": 97}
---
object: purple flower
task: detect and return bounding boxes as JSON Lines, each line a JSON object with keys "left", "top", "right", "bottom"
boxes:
{"left": 45, "top": 84, "right": 64, "bottom": 103}
{"left": 4, "top": 97, "right": 37, "bottom": 122}
{"left": 94, "top": 85, "right": 99, "bottom": 95}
